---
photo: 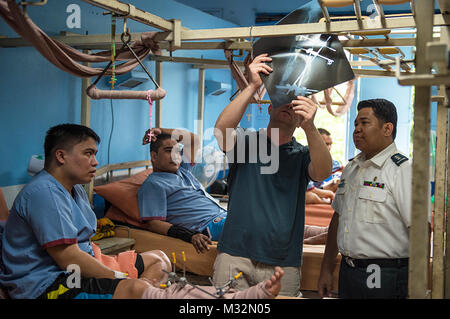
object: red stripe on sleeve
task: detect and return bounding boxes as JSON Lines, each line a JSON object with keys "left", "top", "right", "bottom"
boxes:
{"left": 42, "top": 238, "right": 78, "bottom": 249}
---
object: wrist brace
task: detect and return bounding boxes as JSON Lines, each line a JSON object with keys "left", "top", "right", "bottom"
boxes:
{"left": 167, "top": 224, "right": 199, "bottom": 243}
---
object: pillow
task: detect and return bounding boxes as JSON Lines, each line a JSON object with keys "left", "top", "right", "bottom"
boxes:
{"left": 105, "top": 205, "right": 144, "bottom": 228}
{"left": 94, "top": 168, "right": 152, "bottom": 228}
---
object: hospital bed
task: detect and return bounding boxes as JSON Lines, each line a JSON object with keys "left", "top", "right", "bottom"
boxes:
{"left": 89, "top": 160, "right": 341, "bottom": 292}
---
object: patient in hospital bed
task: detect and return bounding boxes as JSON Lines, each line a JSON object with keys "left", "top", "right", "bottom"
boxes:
{"left": 302, "top": 128, "right": 342, "bottom": 242}
{"left": 140, "top": 127, "right": 227, "bottom": 254}
{"left": 304, "top": 128, "right": 343, "bottom": 205}
{"left": 311, "top": 128, "right": 344, "bottom": 193}
{"left": 306, "top": 181, "right": 335, "bottom": 204}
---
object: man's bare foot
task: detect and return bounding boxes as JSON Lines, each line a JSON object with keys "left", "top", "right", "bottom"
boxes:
{"left": 264, "top": 266, "right": 284, "bottom": 296}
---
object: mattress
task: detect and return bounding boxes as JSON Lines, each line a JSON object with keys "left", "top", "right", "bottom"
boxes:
{"left": 305, "top": 204, "right": 334, "bottom": 227}
{"left": 114, "top": 225, "right": 218, "bottom": 277}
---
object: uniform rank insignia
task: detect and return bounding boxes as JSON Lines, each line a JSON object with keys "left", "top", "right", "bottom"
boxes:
{"left": 363, "top": 181, "right": 385, "bottom": 189}
{"left": 391, "top": 153, "right": 408, "bottom": 166}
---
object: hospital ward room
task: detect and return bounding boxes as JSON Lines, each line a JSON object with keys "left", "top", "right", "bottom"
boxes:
{"left": 0, "top": 0, "right": 449, "bottom": 307}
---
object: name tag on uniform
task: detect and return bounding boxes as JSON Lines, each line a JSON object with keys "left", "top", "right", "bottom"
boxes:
{"left": 363, "top": 181, "right": 385, "bottom": 189}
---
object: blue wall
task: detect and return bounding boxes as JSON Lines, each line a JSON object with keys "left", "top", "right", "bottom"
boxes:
{"left": 0, "top": 0, "right": 236, "bottom": 187}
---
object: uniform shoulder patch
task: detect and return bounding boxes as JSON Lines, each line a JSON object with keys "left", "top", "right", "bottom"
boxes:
{"left": 391, "top": 153, "right": 408, "bottom": 166}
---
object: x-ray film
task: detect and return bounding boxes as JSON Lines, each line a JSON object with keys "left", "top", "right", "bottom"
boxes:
{"left": 253, "top": 5, "right": 355, "bottom": 107}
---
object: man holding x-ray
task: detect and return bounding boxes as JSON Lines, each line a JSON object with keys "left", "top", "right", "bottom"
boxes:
{"left": 213, "top": 53, "right": 332, "bottom": 297}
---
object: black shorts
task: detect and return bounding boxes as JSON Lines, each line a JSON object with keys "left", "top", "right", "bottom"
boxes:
{"left": 38, "top": 254, "right": 144, "bottom": 299}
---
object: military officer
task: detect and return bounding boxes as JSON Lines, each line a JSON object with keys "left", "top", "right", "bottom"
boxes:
{"left": 317, "top": 98, "right": 429, "bottom": 299}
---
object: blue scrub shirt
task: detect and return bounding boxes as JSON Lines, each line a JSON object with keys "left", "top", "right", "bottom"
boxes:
{"left": 138, "top": 162, "right": 227, "bottom": 233}
{"left": 0, "top": 170, "right": 97, "bottom": 299}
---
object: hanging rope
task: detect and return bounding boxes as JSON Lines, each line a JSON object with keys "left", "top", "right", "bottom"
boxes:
{"left": 109, "top": 14, "right": 117, "bottom": 89}
{"left": 146, "top": 90, "right": 154, "bottom": 144}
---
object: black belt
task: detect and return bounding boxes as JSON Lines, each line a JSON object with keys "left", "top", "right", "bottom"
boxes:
{"left": 343, "top": 256, "right": 409, "bottom": 268}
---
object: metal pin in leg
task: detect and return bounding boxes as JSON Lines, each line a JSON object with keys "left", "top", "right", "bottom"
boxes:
{"left": 178, "top": 251, "right": 187, "bottom": 288}
{"left": 171, "top": 252, "right": 176, "bottom": 273}
{"left": 230, "top": 271, "right": 242, "bottom": 289}
{"left": 160, "top": 251, "right": 239, "bottom": 298}
{"left": 212, "top": 264, "right": 242, "bottom": 297}
{"left": 182, "top": 251, "right": 186, "bottom": 278}
{"left": 164, "top": 252, "right": 177, "bottom": 286}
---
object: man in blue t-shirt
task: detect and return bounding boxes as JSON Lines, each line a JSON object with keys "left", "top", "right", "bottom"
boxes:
{"left": 306, "top": 128, "right": 343, "bottom": 204}
{"left": 313, "top": 128, "right": 344, "bottom": 192}
{"left": 213, "top": 53, "right": 333, "bottom": 297}
{"left": 139, "top": 128, "right": 227, "bottom": 254}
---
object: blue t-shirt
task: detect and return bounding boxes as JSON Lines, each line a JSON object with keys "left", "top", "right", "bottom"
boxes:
{"left": 313, "top": 159, "right": 342, "bottom": 188}
{"left": 138, "top": 162, "right": 227, "bottom": 232}
{"left": 0, "top": 170, "right": 97, "bottom": 299}
{"left": 218, "top": 128, "right": 311, "bottom": 267}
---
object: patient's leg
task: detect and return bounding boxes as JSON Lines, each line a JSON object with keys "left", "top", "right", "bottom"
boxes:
{"left": 141, "top": 266, "right": 284, "bottom": 299}
{"left": 139, "top": 250, "right": 171, "bottom": 286}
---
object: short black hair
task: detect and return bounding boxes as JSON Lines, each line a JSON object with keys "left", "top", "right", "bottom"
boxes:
{"left": 44, "top": 124, "right": 100, "bottom": 167}
{"left": 357, "top": 98, "right": 398, "bottom": 139}
{"left": 149, "top": 133, "right": 174, "bottom": 153}
{"left": 318, "top": 128, "right": 331, "bottom": 136}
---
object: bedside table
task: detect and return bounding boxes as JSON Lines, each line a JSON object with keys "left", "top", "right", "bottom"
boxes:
{"left": 93, "top": 237, "right": 136, "bottom": 255}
